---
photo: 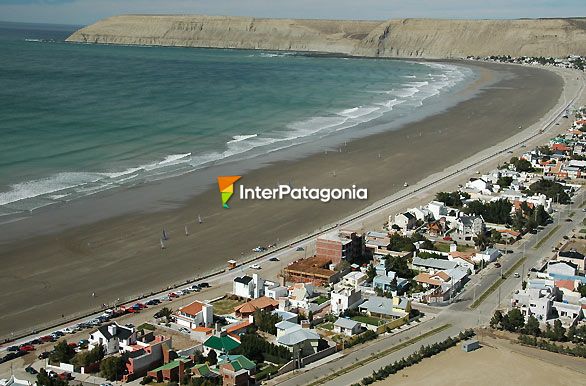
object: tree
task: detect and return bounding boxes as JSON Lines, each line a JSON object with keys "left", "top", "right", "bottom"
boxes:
{"left": 473, "top": 232, "right": 490, "bottom": 250}
{"left": 510, "top": 157, "right": 534, "bottom": 172}
{"left": 100, "top": 356, "right": 125, "bottom": 381}
{"left": 523, "top": 315, "right": 540, "bottom": 336}
{"left": 384, "top": 255, "right": 414, "bottom": 279}
{"left": 490, "top": 310, "right": 503, "bottom": 329}
{"left": 504, "top": 308, "right": 525, "bottom": 332}
{"left": 552, "top": 319, "right": 567, "bottom": 342}
{"left": 366, "top": 264, "right": 376, "bottom": 282}
{"left": 577, "top": 283, "right": 586, "bottom": 298}
{"left": 497, "top": 176, "right": 513, "bottom": 188}
{"left": 529, "top": 179, "right": 570, "bottom": 204}
{"left": 72, "top": 345, "right": 104, "bottom": 368}
{"left": 534, "top": 205, "right": 550, "bottom": 226}
{"left": 207, "top": 350, "right": 218, "bottom": 366}
{"left": 37, "top": 369, "right": 69, "bottom": 386}
{"left": 155, "top": 307, "right": 173, "bottom": 321}
{"left": 435, "top": 191, "right": 469, "bottom": 208}
{"left": 50, "top": 340, "right": 76, "bottom": 364}
{"left": 253, "top": 309, "right": 281, "bottom": 335}
{"left": 463, "top": 199, "right": 512, "bottom": 225}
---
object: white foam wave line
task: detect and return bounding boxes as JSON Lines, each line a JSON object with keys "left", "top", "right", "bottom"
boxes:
{"left": 227, "top": 134, "right": 258, "bottom": 144}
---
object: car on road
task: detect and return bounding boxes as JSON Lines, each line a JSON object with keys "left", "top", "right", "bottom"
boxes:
{"left": 199, "top": 282, "right": 210, "bottom": 288}
{"left": 269, "top": 257, "right": 279, "bottom": 262}
{"left": 565, "top": 218, "right": 573, "bottom": 222}
{"left": 249, "top": 264, "right": 261, "bottom": 270}
{"left": 25, "top": 367, "right": 38, "bottom": 375}
{"left": 495, "top": 263, "right": 501, "bottom": 268}
{"left": 179, "top": 327, "right": 191, "bottom": 334}
{"left": 252, "top": 246, "right": 267, "bottom": 252}
{"left": 514, "top": 272, "right": 520, "bottom": 278}
{"left": 99, "top": 383, "right": 113, "bottom": 386}
{"left": 296, "top": 246, "right": 304, "bottom": 251}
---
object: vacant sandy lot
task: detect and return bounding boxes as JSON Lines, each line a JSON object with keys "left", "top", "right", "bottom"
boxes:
{"left": 374, "top": 337, "right": 586, "bottom": 386}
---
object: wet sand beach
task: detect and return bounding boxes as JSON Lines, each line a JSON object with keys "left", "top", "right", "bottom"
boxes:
{"left": 0, "top": 61, "right": 564, "bottom": 338}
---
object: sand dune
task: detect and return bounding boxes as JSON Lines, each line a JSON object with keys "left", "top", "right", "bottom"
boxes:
{"left": 67, "top": 15, "right": 586, "bottom": 58}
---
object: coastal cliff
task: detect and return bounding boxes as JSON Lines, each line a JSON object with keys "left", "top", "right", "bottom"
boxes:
{"left": 66, "top": 15, "right": 586, "bottom": 58}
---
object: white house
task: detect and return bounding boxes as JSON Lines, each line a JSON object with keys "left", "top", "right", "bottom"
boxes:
{"left": 331, "top": 285, "right": 363, "bottom": 315}
{"left": 341, "top": 271, "right": 367, "bottom": 289}
{"left": 474, "top": 248, "right": 501, "bottom": 264}
{"left": 333, "top": 318, "right": 362, "bottom": 336}
{"left": 175, "top": 300, "right": 213, "bottom": 328}
{"left": 275, "top": 320, "right": 301, "bottom": 339}
{"left": 466, "top": 178, "right": 493, "bottom": 194}
{"left": 394, "top": 212, "right": 417, "bottom": 230}
{"left": 88, "top": 322, "right": 137, "bottom": 354}
{"left": 553, "top": 301, "right": 584, "bottom": 327}
{"left": 547, "top": 261, "right": 578, "bottom": 277}
{"left": 427, "top": 201, "right": 449, "bottom": 221}
{"left": 266, "top": 284, "right": 288, "bottom": 299}
{"left": 456, "top": 215, "right": 485, "bottom": 240}
{"left": 232, "top": 274, "right": 264, "bottom": 299}
{"left": 289, "top": 283, "right": 315, "bottom": 310}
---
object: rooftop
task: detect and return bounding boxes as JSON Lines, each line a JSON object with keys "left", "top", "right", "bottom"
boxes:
{"left": 277, "top": 328, "right": 320, "bottom": 346}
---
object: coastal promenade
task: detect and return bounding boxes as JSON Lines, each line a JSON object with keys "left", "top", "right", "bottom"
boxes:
{"left": 0, "top": 63, "right": 581, "bottom": 342}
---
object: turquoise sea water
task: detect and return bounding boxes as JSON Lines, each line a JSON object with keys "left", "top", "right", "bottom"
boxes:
{"left": 0, "top": 22, "right": 475, "bottom": 215}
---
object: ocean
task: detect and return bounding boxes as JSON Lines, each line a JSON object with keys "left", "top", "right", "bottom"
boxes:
{"left": 0, "top": 22, "right": 476, "bottom": 217}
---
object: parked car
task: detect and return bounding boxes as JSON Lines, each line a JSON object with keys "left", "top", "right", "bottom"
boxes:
{"left": 6, "top": 346, "right": 18, "bottom": 352}
{"left": 514, "top": 272, "right": 520, "bottom": 278}
{"left": 58, "top": 372, "right": 73, "bottom": 381}
{"left": 249, "top": 264, "right": 261, "bottom": 270}
{"left": 19, "top": 345, "right": 35, "bottom": 352}
{"left": 495, "top": 263, "right": 501, "bottom": 268}
{"left": 199, "top": 282, "right": 210, "bottom": 288}
{"left": 38, "top": 351, "right": 51, "bottom": 359}
{"left": 296, "top": 246, "right": 304, "bottom": 251}
{"left": 190, "top": 284, "right": 201, "bottom": 292}
{"left": 25, "top": 367, "right": 38, "bottom": 375}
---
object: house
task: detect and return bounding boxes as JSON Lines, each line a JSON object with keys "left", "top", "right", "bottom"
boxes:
{"left": 234, "top": 296, "right": 279, "bottom": 318}
{"left": 233, "top": 274, "right": 265, "bottom": 299}
{"left": 277, "top": 328, "right": 320, "bottom": 358}
{"left": 427, "top": 218, "right": 448, "bottom": 237}
{"left": 147, "top": 357, "right": 192, "bottom": 383}
{"left": 558, "top": 249, "right": 586, "bottom": 271}
{"left": 216, "top": 355, "right": 256, "bottom": 386}
{"left": 411, "top": 256, "right": 459, "bottom": 273}
{"left": 283, "top": 255, "right": 339, "bottom": 285}
{"left": 316, "top": 229, "right": 364, "bottom": 265}
{"left": 275, "top": 320, "right": 301, "bottom": 339}
{"left": 265, "top": 285, "right": 288, "bottom": 299}
{"left": 428, "top": 201, "right": 449, "bottom": 220}
{"left": 330, "top": 285, "right": 363, "bottom": 315}
{"left": 0, "top": 376, "right": 32, "bottom": 386}
{"left": 175, "top": 301, "right": 214, "bottom": 328}
{"left": 190, "top": 364, "right": 219, "bottom": 381}
{"left": 466, "top": 178, "right": 493, "bottom": 193}
{"left": 373, "top": 274, "right": 409, "bottom": 295}
{"left": 358, "top": 296, "right": 411, "bottom": 319}
{"left": 123, "top": 336, "right": 173, "bottom": 382}
{"left": 88, "top": 322, "right": 137, "bottom": 355}
{"left": 394, "top": 212, "right": 417, "bottom": 230}
{"left": 511, "top": 280, "right": 558, "bottom": 321}
{"left": 272, "top": 309, "right": 298, "bottom": 323}
{"left": 341, "top": 271, "right": 367, "bottom": 288}
{"left": 456, "top": 215, "right": 485, "bottom": 240}
{"left": 289, "top": 283, "right": 316, "bottom": 310}
{"left": 474, "top": 248, "right": 501, "bottom": 264}
{"left": 223, "top": 321, "right": 252, "bottom": 337}
{"left": 553, "top": 301, "right": 584, "bottom": 327}
{"left": 448, "top": 251, "right": 476, "bottom": 274}
{"left": 203, "top": 333, "right": 241, "bottom": 356}
{"left": 333, "top": 318, "right": 362, "bottom": 336}
{"left": 547, "top": 261, "right": 578, "bottom": 277}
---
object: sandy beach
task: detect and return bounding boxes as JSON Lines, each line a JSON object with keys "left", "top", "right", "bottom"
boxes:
{"left": 0, "top": 61, "right": 565, "bottom": 339}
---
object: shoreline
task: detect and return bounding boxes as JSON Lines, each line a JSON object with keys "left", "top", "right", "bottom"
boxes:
{"left": 0, "top": 61, "right": 567, "bottom": 339}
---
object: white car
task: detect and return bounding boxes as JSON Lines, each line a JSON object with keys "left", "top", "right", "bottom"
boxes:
{"left": 514, "top": 272, "right": 520, "bottom": 278}
{"left": 249, "top": 263, "right": 261, "bottom": 270}
{"left": 174, "top": 290, "right": 185, "bottom": 296}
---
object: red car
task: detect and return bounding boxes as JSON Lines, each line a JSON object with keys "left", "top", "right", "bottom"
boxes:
{"left": 443, "top": 236, "right": 453, "bottom": 241}
{"left": 58, "top": 372, "right": 73, "bottom": 381}
{"left": 127, "top": 308, "right": 138, "bottom": 313}
{"left": 40, "top": 336, "right": 53, "bottom": 343}
{"left": 19, "top": 345, "right": 35, "bottom": 352}
{"left": 168, "top": 292, "right": 178, "bottom": 298}
{"left": 67, "top": 342, "right": 77, "bottom": 348}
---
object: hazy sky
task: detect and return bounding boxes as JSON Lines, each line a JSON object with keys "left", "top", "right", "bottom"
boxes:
{"left": 1, "top": 0, "right": 585, "bottom": 26}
